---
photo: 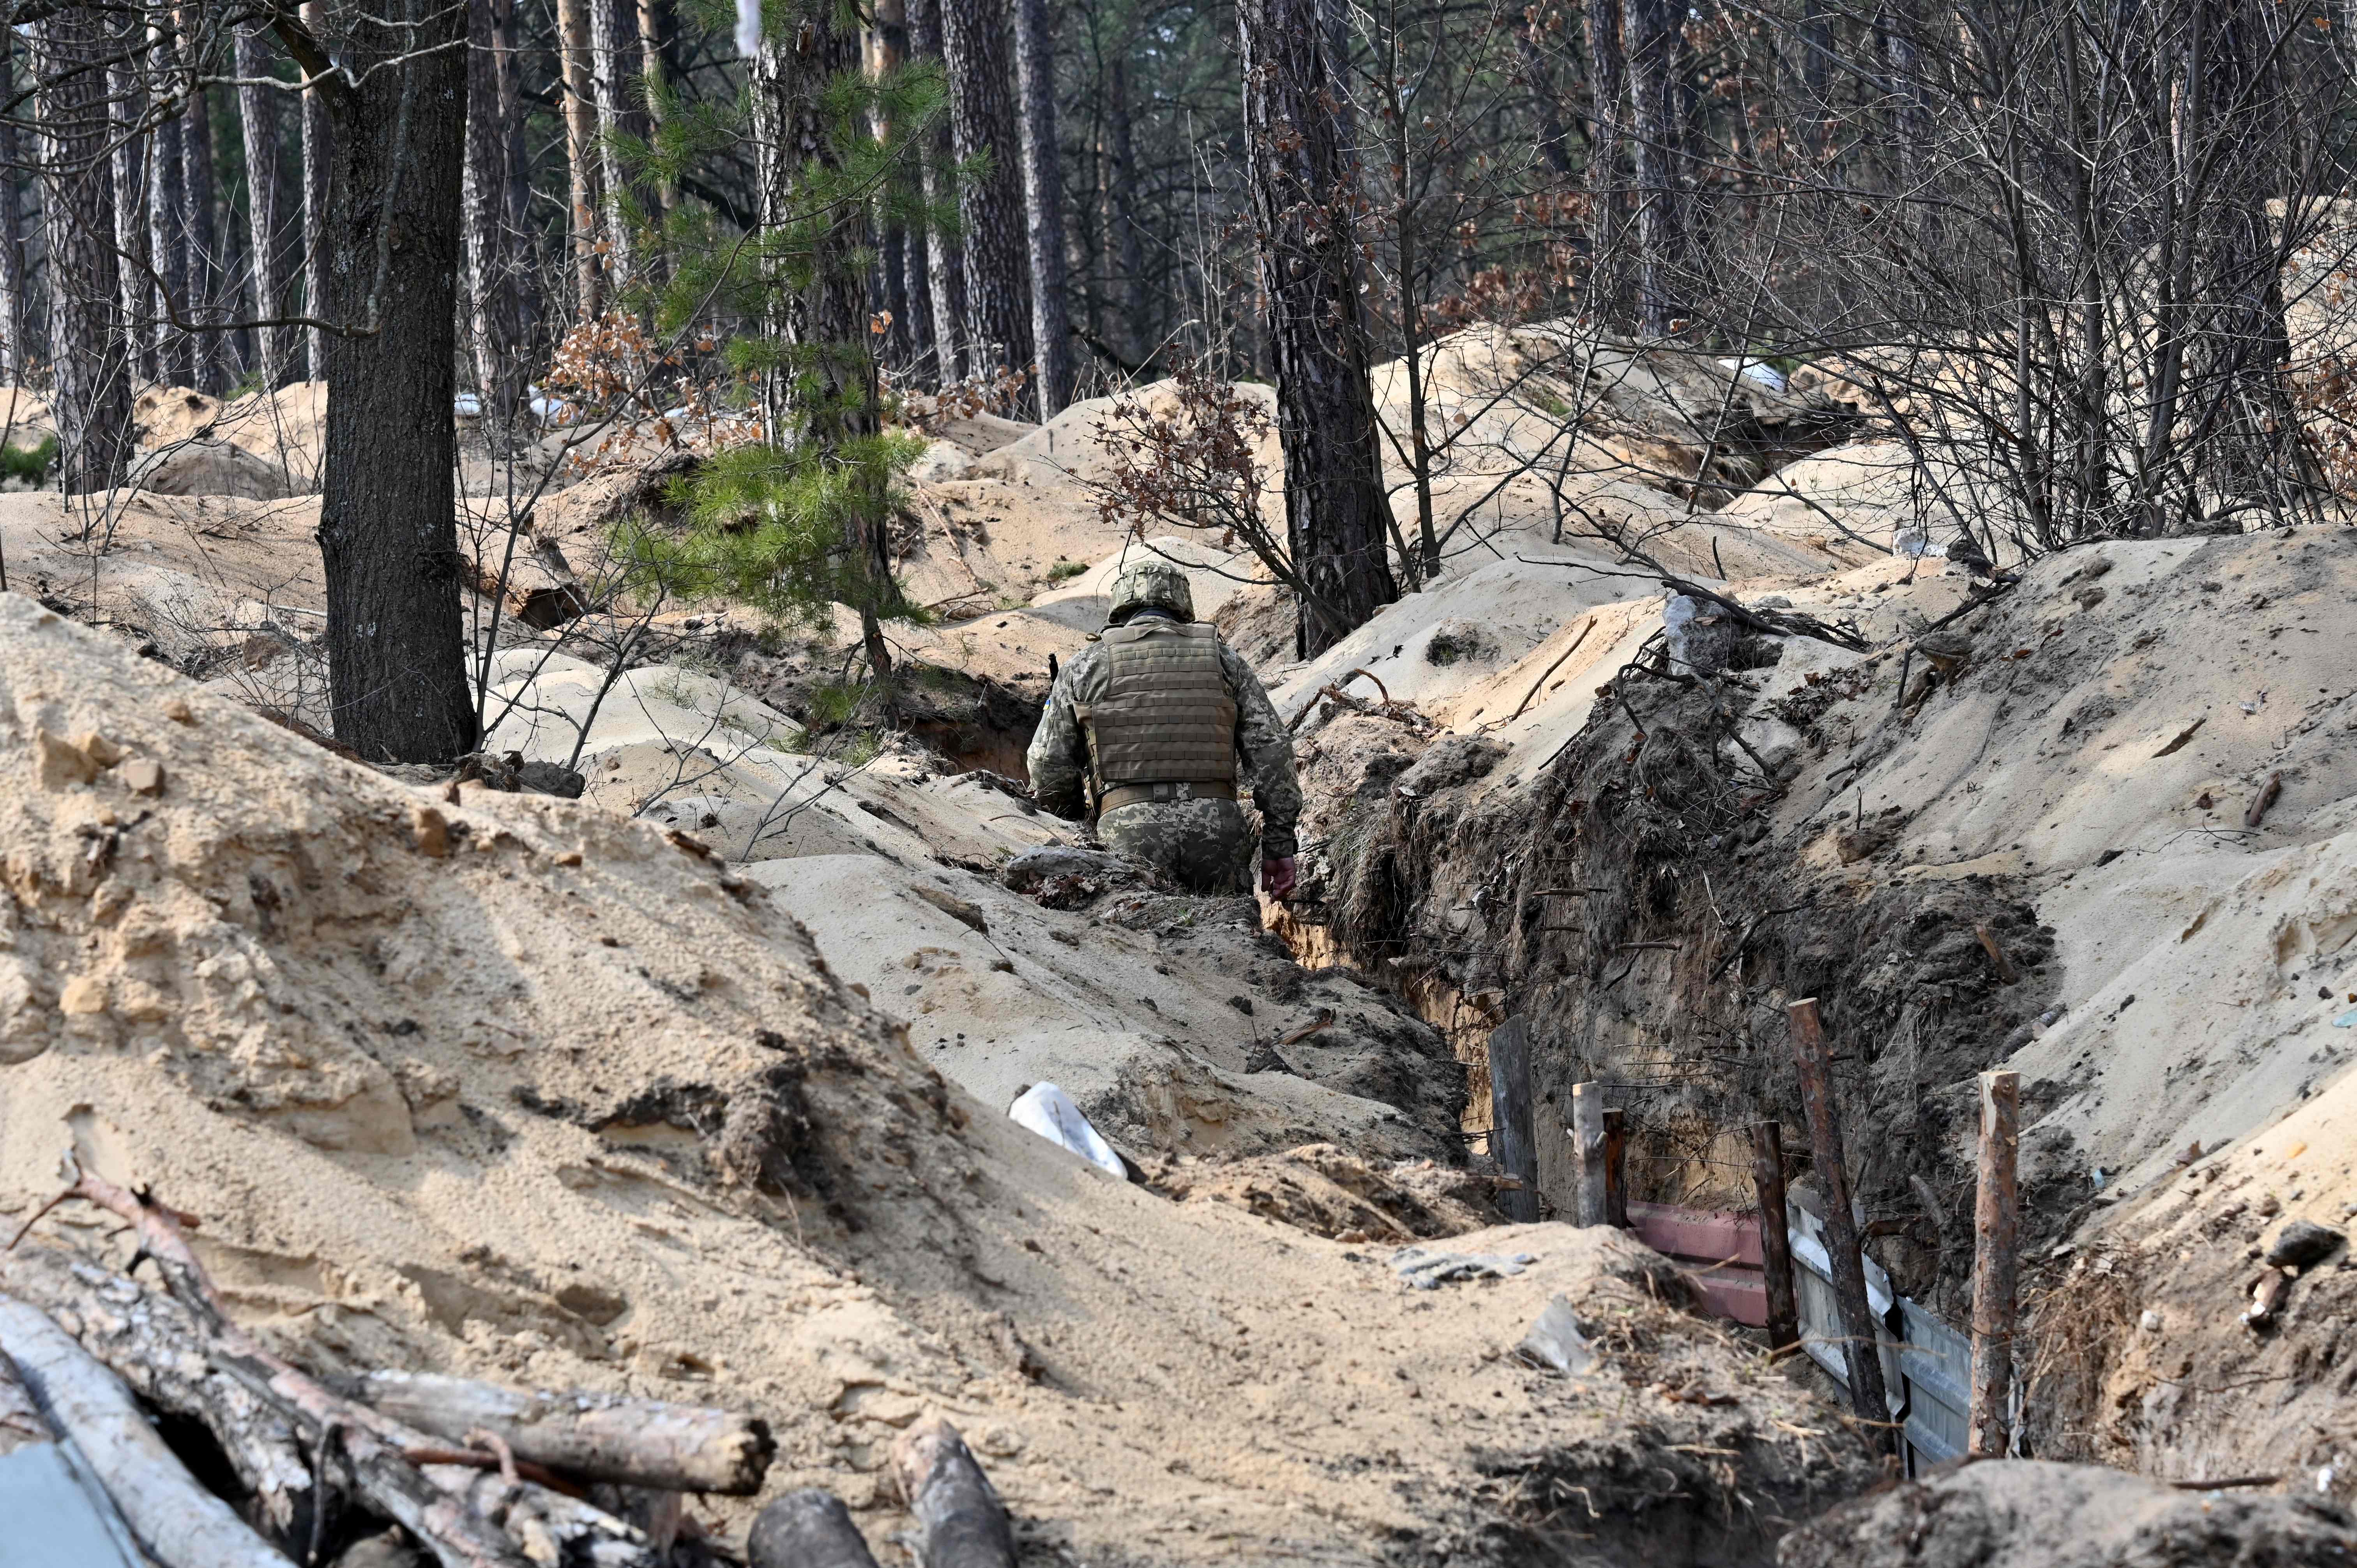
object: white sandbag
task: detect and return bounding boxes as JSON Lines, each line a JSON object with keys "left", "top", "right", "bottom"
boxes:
{"left": 1008, "top": 1083, "right": 1126, "bottom": 1178}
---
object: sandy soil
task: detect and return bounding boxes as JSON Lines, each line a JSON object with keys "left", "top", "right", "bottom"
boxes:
{"left": 0, "top": 597, "right": 1878, "bottom": 1564}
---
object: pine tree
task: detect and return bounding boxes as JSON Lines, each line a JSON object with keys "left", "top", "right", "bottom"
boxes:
{"left": 628, "top": 0, "right": 947, "bottom": 705}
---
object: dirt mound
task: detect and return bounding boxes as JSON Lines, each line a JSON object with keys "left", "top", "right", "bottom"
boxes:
{"left": 0, "top": 593, "right": 1885, "bottom": 1560}
{"left": 127, "top": 438, "right": 302, "bottom": 500}
{"left": 1778, "top": 1460, "right": 2357, "bottom": 1567}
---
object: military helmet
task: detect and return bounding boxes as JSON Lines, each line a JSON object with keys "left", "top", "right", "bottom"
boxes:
{"left": 1106, "top": 558, "right": 1195, "bottom": 625}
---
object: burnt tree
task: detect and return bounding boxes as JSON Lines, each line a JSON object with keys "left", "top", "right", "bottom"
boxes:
{"left": 284, "top": 0, "right": 479, "bottom": 761}
{"left": 1236, "top": 0, "right": 1397, "bottom": 657}
{"left": 940, "top": 0, "right": 1033, "bottom": 380}
{"left": 30, "top": 7, "right": 133, "bottom": 494}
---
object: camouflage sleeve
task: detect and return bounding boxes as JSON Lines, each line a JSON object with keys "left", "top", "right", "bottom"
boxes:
{"left": 1223, "top": 643, "right": 1302, "bottom": 859}
{"left": 1025, "top": 660, "right": 1094, "bottom": 821}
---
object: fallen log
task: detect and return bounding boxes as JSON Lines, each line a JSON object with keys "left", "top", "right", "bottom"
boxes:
{"left": 28, "top": 1160, "right": 646, "bottom": 1568}
{"left": 0, "top": 1293, "right": 293, "bottom": 1568}
{"left": 0, "top": 1240, "right": 657, "bottom": 1566}
{"left": 891, "top": 1416, "right": 1016, "bottom": 1568}
{"left": 0, "top": 1346, "right": 146, "bottom": 1566}
{"left": 747, "top": 1489, "right": 881, "bottom": 1568}
{"left": 0, "top": 1241, "right": 322, "bottom": 1555}
{"left": 360, "top": 1370, "right": 774, "bottom": 1495}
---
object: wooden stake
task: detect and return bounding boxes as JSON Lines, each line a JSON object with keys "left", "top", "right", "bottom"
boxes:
{"left": 1787, "top": 998, "right": 1894, "bottom": 1450}
{"left": 1969, "top": 1069, "right": 2021, "bottom": 1457}
{"left": 1602, "top": 1108, "right": 1630, "bottom": 1228}
{"left": 1488, "top": 1018, "right": 1539, "bottom": 1223}
{"left": 891, "top": 1417, "right": 1016, "bottom": 1568}
{"left": 1571, "top": 1082, "right": 1609, "bottom": 1227}
{"left": 1751, "top": 1121, "right": 1801, "bottom": 1358}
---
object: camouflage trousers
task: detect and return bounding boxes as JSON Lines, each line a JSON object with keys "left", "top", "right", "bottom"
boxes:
{"left": 1097, "top": 797, "right": 1257, "bottom": 894}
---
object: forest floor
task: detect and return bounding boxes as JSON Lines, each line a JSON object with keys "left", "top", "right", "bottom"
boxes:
{"left": 5, "top": 330, "right": 2357, "bottom": 1563}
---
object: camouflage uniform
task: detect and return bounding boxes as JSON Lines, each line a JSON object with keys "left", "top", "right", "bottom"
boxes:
{"left": 1027, "top": 562, "right": 1302, "bottom": 894}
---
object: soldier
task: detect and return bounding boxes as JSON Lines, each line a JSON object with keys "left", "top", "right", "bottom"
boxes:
{"left": 1026, "top": 559, "right": 1301, "bottom": 898}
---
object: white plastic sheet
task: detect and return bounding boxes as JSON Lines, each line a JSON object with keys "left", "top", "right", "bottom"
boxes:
{"left": 1008, "top": 1083, "right": 1126, "bottom": 1178}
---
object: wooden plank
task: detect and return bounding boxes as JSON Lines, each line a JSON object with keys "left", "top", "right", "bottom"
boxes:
{"left": 1753, "top": 1121, "right": 1802, "bottom": 1358}
{"left": 1602, "top": 1109, "right": 1630, "bottom": 1227}
{"left": 1487, "top": 1019, "right": 1539, "bottom": 1224}
{"left": 1571, "top": 1082, "right": 1608, "bottom": 1227}
{"left": 1788, "top": 997, "right": 1895, "bottom": 1452}
{"left": 1969, "top": 1070, "right": 2021, "bottom": 1457}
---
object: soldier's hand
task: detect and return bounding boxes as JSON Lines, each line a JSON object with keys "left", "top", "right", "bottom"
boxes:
{"left": 1260, "top": 856, "right": 1297, "bottom": 900}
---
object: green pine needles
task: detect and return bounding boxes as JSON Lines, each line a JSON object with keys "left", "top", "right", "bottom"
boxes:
{"left": 614, "top": 0, "right": 959, "bottom": 694}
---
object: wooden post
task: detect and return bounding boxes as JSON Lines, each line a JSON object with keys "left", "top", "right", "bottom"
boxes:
{"left": 1787, "top": 998, "right": 1894, "bottom": 1451}
{"left": 1488, "top": 1018, "right": 1539, "bottom": 1223}
{"left": 1602, "top": 1108, "right": 1630, "bottom": 1227}
{"left": 1969, "top": 1069, "right": 2021, "bottom": 1457}
{"left": 1751, "top": 1121, "right": 1802, "bottom": 1358}
{"left": 1572, "top": 1082, "right": 1609, "bottom": 1226}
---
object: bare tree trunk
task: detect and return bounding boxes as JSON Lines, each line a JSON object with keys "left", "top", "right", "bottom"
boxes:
{"left": 178, "top": 70, "right": 224, "bottom": 393}
{"left": 236, "top": 23, "right": 285, "bottom": 385}
{"left": 308, "top": 0, "right": 480, "bottom": 762}
{"left": 589, "top": 0, "right": 642, "bottom": 289}
{"left": 638, "top": 0, "right": 675, "bottom": 220}
{"left": 150, "top": 94, "right": 189, "bottom": 383}
{"left": 1103, "top": 49, "right": 1145, "bottom": 364}
{"left": 108, "top": 58, "right": 154, "bottom": 383}
{"left": 870, "top": 0, "right": 920, "bottom": 371}
{"left": 908, "top": 0, "right": 966, "bottom": 381}
{"left": 300, "top": 0, "right": 330, "bottom": 380}
{"left": 466, "top": 0, "right": 532, "bottom": 431}
{"left": 0, "top": 37, "right": 26, "bottom": 387}
{"left": 1010, "top": 0, "right": 1071, "bottom": 413}
{"left": 753, "top": 0, "right": 897, "bottom": 687}
{"left": 940, "top": 0, "right": 1033, "bottom": 385}
{"left": 1585, "top": 0, "right": 1634, "bottom": 332}
{"left": 1237, "top": 0, "right": 1399, "bottom": 657}
{"left": 1626, "top": 0, "right": 1687, "bottom": 337}
{"left": 32, "top": 7, "right": 133, "bottom": 493}
{"left": 557, "top": 0, "right": 604, "bottom": 319}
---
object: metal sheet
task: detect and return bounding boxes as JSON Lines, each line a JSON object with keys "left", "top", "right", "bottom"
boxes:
{"left": 0, "top": 1441, "right": 145, "bottom": 1568}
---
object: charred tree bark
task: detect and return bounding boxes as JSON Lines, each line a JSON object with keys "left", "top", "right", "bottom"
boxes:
{"left": 305, "top": 0, "right": 481, "bottom": 761}
{"left": 1626, "top": 0, "right": 1687, "bottom": 337}
{"left": 909, "top": 0, "right": 966, "bottom": 382}
{"left": 940, "top": 0, "right": 1033, "bottom": 383}
{"left": 1236, "top": 0, "right": 1398, "bottom": 657}
{"left": 32, "top": 8, "right": 133, "bottom": 494}
{"left": 234, "top": 24, "right": 287, "bottom": 385}
{"left": 1010, "top": 0, "right": 1071, "bottom": 413}
{"left": 749, "top": 1490, "right": 881, "bottom": 1568}
{"left": 891, "top": 1417, "right": 1017, "bottom": 1568}
{"left": 557, "top": 0, "right": 604, "bottom": 319}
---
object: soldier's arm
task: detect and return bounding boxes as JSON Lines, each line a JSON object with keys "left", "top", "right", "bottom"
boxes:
{"left": 1223, "top": 645, "right": 1302, "bottom": 859}
{"left": 1025, "top": 664, "right": 1092, "bottom": 821}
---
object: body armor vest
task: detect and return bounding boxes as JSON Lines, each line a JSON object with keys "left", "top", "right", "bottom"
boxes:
{"left": 1077, "top": 622, "right": 1238, "bottom": 790}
